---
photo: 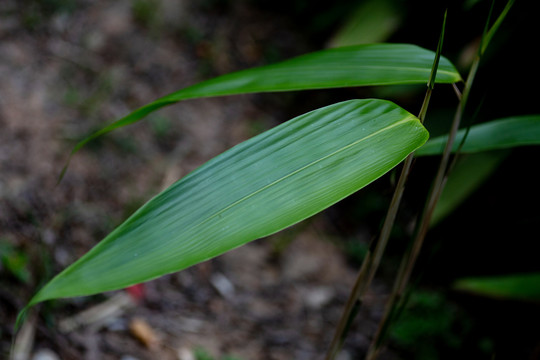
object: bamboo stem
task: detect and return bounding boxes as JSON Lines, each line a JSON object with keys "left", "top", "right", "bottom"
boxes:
{"left": 324, "top": 13, "right": 445, "bottom": 357}
{"left": 364, "top": 2, "right": 514, "bottom": 358}
{"left": 365, "top": 54, "right": 481, "bottom": 360}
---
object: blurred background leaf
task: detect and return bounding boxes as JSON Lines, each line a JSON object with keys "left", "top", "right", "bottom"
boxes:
{"left": 327, "top": 0, "right": 402, "bottom": 47}
{"left": 454, "top": 273, "right": 540, "bottom": 302}
{"left": 430, "top": 151, "right": 508, "bottom": 226}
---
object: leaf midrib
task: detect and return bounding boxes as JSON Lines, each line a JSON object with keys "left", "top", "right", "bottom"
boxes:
{"left": 235, "top": 65, "right": 457, "bottom": 75}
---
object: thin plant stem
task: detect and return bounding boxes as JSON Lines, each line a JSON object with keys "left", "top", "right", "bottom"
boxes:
{"left": 452, "top": 83, "right": 462, "bottom": 100}
{"left": 365, "top": 56, "right": 478, "bottom": 360}
{"left": 364, "top": 1, "right": 515, "bottom": 355}
{"left": 323, "top": 12, "right": 447, "bottom": 360}
{"left": 325, "top": 65, "right": 436, "bottom": 360}
{"left": 324, "top": 154, "right": 415, "bottom": 360}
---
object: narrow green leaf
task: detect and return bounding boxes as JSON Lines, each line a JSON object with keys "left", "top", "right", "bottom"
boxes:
{"left": 29, "top": 99, "right": 428, "bottom": 307}
{"left": 327, "top": 0, "right": 402, "bottom": 47}
{"left": 416, "top": 115, "right": 540, "bottom": 156}
{"left": 454, "top": 273, "right": 540, "bottom": 302}
{"left": 67, "top": 44, "right": 460, "bottom": 162}
{"left": 427, "top": 10, "right": 447, "bottom": 91}
{"left": 418, "top": 9, "right": 446, "bottom": 122}
{"left": 481, "top": 0, "right": 515, "bottom": 55}
{"left": 430, "top": 151, "right": 508, "bottom": 226}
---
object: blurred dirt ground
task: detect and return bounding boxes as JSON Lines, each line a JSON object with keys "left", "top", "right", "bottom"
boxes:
{"left": 0, "top": 1, "right": 393, "bottom": 359}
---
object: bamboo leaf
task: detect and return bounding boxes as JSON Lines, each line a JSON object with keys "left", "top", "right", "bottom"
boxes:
{"left": 28, "top": 99, "right": 428, "bottom": 308}
{"left": 454, "top": 273, "right": 540, "bottom": 302}
{"left": 430, "top": 151, "right": 508, "bottom": 226}
{"left": 481, "top": 0, "right": 516, "bottom": 55}
{"left": 416, "top": 115, "right": 540, "bottom": 156}
{"left": 67, "top": 44, "right": 460, "bottom": 160}
{"left": 327, "top": 0, "right": 402, "bottom": 47}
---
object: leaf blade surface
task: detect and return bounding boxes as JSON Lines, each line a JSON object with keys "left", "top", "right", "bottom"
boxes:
{"left": 71, "top": 44, "right": 459, "bottom": 155}
{"left": 32, "top": 99, "right": 428, "bottom": 306}
{"left": 417, "top": 115, "right": 540, "bottom": 156}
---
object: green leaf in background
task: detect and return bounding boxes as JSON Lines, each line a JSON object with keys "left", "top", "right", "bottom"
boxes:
{"left": 454, "top": 273, "right": 540, "bottom": 302}
{"left": 430, "top": 151, "right": 508, "bottom": 226}
{"left": 327, "top": 0, "right": 402, "bottom": 47}
{"left": 28, "top": 99, "right": 428, "bottom": 308}
{"left": 416, "top": 115, "right": 540, "bottom": 156}
{"left": 0, "top": 242, "right": 31, "bottom": 284}
{"left": 68, "top": 44, "right": 460, "bottom": 157}
{"left": 480, "top": 0, "right": 515, "bottom": 56}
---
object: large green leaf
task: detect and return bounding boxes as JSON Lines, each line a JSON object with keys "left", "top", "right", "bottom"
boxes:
{"left": 416, "top": 115, "right": 540, "bottom": 156}
{"left": 29, "top": 99, "right": 428, "bottom": 307}
{"left": 454, "top": 273, "right": 540, "bottom": 302}
{"left": 70, "top": 44, "right": 460, "bottom": 155}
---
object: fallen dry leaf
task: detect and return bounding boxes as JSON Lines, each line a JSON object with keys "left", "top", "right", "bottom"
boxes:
{"left": 129, "top": 317, "right": 161, "bottom": 349}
